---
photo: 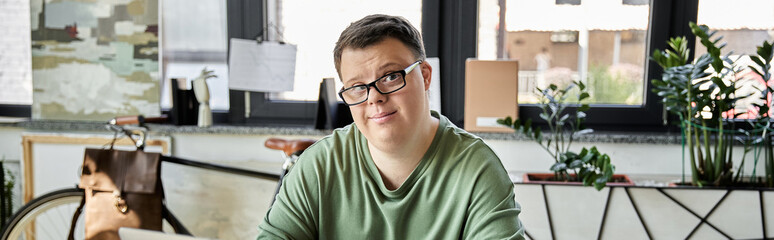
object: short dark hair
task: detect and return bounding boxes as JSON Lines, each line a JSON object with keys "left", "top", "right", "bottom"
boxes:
{"left": 333, "top": 14, "right": 426, "bottom": 77}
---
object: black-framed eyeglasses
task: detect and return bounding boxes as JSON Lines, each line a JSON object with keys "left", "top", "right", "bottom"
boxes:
{"left": 338, "top": 60, "right": 423, "bottom": 106}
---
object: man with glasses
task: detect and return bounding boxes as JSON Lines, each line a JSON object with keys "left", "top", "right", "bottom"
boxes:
{"left": 258, "top": 14, "right": 524, "bottom": 239}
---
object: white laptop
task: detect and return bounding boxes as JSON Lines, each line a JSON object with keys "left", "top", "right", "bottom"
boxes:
{"left": 118, "top": 227, "right": 216, "bottom": 240}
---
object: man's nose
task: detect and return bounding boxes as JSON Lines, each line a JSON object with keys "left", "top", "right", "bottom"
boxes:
{"left": 366, "top": 86, "right": 387, "bottom": 104}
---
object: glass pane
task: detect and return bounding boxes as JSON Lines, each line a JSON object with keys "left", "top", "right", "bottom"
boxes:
{"left": 269, "top": 0, "right": 422, "bottom": 101}
{"left": 478, "top": 0, "right": 650, "bottom": 105}
{"left": 161, "top": 0, "right": 228, "bottom": 110}
{"left": 696, "top": 0, "right": 774, "bottom": 120}
{"left": 0, "top": 0, "right": 33, "bottom": 105}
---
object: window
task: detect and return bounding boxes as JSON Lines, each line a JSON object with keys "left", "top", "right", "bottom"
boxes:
{"left": 0, "top": 0, "right": 33, "bottom": 116}
{"left": 695, "top": 0, "right": 774, "bottom": 120}
{"left": 162, "top": 0, "right": 229, "bottom": 111}
{"left": 6, "top": 0, "right": 748, "bottom": 133}
{"left": 0, "top": 0, "right": 32, "bottom": 105}
{"left": 227, "top": 0, "right": 422, "bottom": 126}
{"left": 478, "top": 0, "right": 649, "bottom": 105}
{"left": 268, "top": 0, "right": 423, "bottom": 101}
{"left": 434, "top": 0, "right": 703, "bottom": 131}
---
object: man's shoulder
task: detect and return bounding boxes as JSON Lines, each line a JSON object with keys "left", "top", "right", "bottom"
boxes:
{"left": 433, "top": 123, "right": 513, "bottom": 192}
{"left": 296, "top": 124, "right": 359, "bottom": 165}
{"left": 310, "top": 124, "right": 357, "bottom": 149}
{"left": 440, "top": 118, "right": 512, "bottom": 168}
{"left": 437, "top": 122, "right": 494, "bottom": 155}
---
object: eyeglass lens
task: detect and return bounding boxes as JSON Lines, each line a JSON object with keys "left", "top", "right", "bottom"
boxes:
{"left": 339, "top": 60, "right": 421, "bottom": 106}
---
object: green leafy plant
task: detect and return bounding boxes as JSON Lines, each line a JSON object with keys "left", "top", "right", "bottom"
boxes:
{"left": 497, "top": 81, "right": 616, "bottom": 190}
{"left": 0, "top": 157, "right": 14, "bottom": 227}
{"left": 748, "top": 40, "right": 774, "bottom": 187}
{"left": 651, "top": 22, "right": 757, "bottom": 187}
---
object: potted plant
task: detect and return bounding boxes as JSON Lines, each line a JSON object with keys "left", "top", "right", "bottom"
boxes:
{"left": 497, "top": 81, "right": 632, "bottom": 190}
{"left": 747, "top": 39, "right": 773, "bottom": 187}
{"left": 651, "top": 22, "right": 774, "bottom": 187}
{"left": 508, "top": 23, "right": 774, "bottom": 240}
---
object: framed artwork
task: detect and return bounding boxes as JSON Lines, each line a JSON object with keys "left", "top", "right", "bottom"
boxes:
{"left": 30, "top": 0, "right": 160, "bottom": 121}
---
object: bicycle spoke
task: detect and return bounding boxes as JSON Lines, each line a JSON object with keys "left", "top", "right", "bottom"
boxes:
{"left": 1, "top": 189, "right": 84, "bottom": 240}
{"left": 55, "top": 203, "right": 72, "bottom": 238}
{"left": 53, "top": 203, "right": 67, "bottom": 231}
{"left": 40, "top": 210, "right": 60, "bottom": 239}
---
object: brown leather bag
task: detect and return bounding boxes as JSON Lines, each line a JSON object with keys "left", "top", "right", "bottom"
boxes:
{"left": 69, "top": 148, "right": 164, "bottom": 240}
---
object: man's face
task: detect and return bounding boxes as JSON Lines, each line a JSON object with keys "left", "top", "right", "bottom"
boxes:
{"left": 339, "top": 37, "right": 431, "bottom": 147}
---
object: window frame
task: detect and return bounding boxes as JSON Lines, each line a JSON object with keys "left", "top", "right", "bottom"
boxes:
{"left": 422, "top": 0, "right": 699, "bottom": 132}
{"left": 226, "top": 0, "right": 318, "bottom": 126}
{"left": 226, "top": 0, "right": 424, "bottom": 127}
{"left": 1, "top": 0, "right": 703, "bottom": 133}
{"left": 0, "top": 105, "right": 30, "bottom": 118}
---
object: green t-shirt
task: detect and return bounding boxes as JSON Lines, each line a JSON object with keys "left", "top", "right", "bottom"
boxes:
{"left": 258, "top": 112, "right": 524, "bottom": 239}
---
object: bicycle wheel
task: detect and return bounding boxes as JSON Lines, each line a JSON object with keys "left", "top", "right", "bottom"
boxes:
{"left": 1, "top": 188, "right": 85, "bottom": 240}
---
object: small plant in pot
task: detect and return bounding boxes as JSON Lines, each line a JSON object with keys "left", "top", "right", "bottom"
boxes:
{"left": 497, "top": 81, "right": 630, "bottom": 191}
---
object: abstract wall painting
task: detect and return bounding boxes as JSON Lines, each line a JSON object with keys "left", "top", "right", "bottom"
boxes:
{"left": 30, "top": 0, "right": 160, "bottom": 121}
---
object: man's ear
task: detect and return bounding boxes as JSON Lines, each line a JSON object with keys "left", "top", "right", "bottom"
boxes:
{"left": 420, "top": 61, "right": 433, "bottom": 91}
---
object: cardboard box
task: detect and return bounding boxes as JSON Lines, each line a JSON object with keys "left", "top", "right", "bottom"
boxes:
{"left": 464, "top": 60, "right": 518, "bottom": 133}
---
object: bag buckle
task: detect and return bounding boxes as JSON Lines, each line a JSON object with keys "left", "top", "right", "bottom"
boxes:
{"left": 113, "top": 190, "right": 128, "bottom": 213}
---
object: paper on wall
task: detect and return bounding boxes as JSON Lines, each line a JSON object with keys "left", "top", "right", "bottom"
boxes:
{"left": 228, "top": 38, "right": 296, "bottom": 92}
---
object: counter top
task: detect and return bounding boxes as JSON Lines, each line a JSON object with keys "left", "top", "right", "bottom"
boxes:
{"left": 0, "top": 119, "right": 682, "bottom": 144}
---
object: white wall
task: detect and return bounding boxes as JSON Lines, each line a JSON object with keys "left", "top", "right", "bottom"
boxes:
{"left": 485, "top": 138, "right": 768, "bottom": 184}
{"left": 0, "top": 126, "right": 769, "bottom": 239}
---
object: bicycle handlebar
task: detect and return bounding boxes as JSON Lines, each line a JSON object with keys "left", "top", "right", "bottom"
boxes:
{"left": 106, "top": 115, "right": 166, "bottom": 150}
{"left": 109, "top": 115, "right": 168, "bottom": 126}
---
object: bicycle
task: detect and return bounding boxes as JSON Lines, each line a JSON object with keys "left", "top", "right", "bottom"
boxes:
{"left": 0, "top": 116, "right": 316, "bottom": 239}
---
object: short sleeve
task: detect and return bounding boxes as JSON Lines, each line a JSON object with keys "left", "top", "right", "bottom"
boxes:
{"left": 257, "top": 143, "right": 323, "bottom": 240}
{"left": 461, "top": 146, "right": 525, "bottom": 240}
